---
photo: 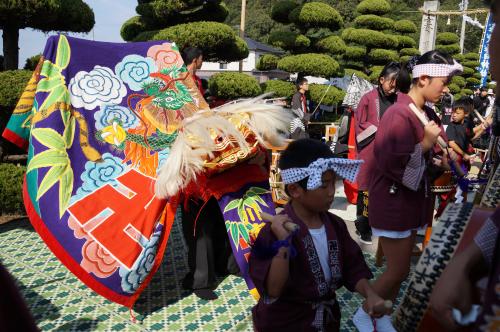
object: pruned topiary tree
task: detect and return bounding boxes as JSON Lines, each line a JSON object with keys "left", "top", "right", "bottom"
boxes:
{"left": 121, "top": 1, "right": 248, "bottom": 63}
{"left": 267, "top": 1, "right": 344, "bottom": 78}
{"left": 208, "top": 72, "right": 261, "bottom": 100}
{"left": 261, "top": 80, "right": 296, "bottom": 98}
{"left": 341, "top": 0, "right": 410, "bottom": 82}
{"left": 0, "top": 0, "right": 94, "bottom": 70}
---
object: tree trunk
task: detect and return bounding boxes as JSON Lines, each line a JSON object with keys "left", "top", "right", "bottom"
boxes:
{"left": 2, "top": 25, "right": 19, "bottom": 70}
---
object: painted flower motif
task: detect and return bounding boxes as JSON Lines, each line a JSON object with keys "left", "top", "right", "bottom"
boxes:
{"left": 69, "top": 65, "right": 127, "bottom": 110}
{"left": 115, "top": 55, "right": 157, "bottom": 91}
{"left": 67, "top": 216, "right": 120, "bottom": 278}
{"left": 119, "top": 230, "right": 161, "bottom": 293}
{"left": 147, "top": 42, "right": 184, "bottom": 71}
{"left": 75, "top": 153, "right": 126, "bottom": 197}
{"left": 94, "top": 104, "right": 139, "bottom": 130}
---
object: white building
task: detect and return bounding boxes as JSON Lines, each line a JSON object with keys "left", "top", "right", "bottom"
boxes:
{"left": 198, "top": 37, "right": 288, "bottom": 82}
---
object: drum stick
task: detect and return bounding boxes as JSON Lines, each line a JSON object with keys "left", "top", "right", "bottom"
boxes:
{"left": 261, "top": 212, "right": 300, "bottom": 232}
{"left": 473, "top": 109, "right": 486, "bottom": 123}
{"left": 409, "top": 104, "right": 465, "bottom": 177}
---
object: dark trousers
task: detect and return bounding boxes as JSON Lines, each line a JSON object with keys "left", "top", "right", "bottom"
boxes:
{"left": 355, "top": 190, "right": 372, "bottom": 235}
{"left": 182, "top": 197, "right": 238, "bottom": 290}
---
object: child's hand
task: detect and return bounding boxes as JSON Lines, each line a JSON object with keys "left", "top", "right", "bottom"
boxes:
{"left": 269, "top": 214, "right": 293, "bottom": 240}
{"left": 364, "top": 295, "right": 391, "bottom": 318}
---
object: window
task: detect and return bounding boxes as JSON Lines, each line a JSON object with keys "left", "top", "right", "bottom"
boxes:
{"left": 219, "top": 63, "right": 227, "bottom": 69}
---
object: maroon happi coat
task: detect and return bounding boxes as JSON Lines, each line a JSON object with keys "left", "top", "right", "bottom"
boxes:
{"left": 368, "top": 94, "right": 446, "bottom": 231}
{"left": 355, "top": 89, "right": 400, "bottom": 190}
{"left": 249, "top": 204, "right": 372, "bottom": 332}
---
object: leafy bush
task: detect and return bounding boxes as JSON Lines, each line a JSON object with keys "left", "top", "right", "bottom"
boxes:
{"left": 208, "top": 72, "right": 261, "bottom": 100}
{"left": 435, "top": 43, "right": 460, "bottom": 55}
{"left": 268, "top": 31, "right": 304, "bottom": 50}
{"left": 344, "top": 46, "right": 366, "bottom": 60}
{"left": 488, "top": 83, "right": 496, "bottom": 90}
{"left": 354, "top": 15, "right": 394, "bottom": 31}
{"left": 0, "top": 164, "right": 26, "bottom": 215}
{"left": 462, "top": 61, "right": 479, "bottom": 69}
{"left": 316, "top": 36, "right": 346, "bottom": 55}
{"left": 344, "top": 68, "right": 370, "bottom": 81}
{"left": 308, "top": 84, "right": 345, "bottom": 106}
{"left": 23, "top": 54, "right": 42, "bottom": 71}
{"left": 473, "top": 72, "right": 482, "bottom": 80}
{"left": 261, "top": 80, "right": 296, "bottom": 98}
{"left": 289, "top": 2, "right": 343, "bottom": 30}
{"left": 451, "top": 75, "right": 466, "bottom": 88}
{"left": 399, "top": 48, "right": 420, "bottom": 56}
{"left": 464, "top": 52, "right": 479, "bottom": 61}
{"left": 461, "top": 88, "right": 474, "bottom": 96}
{"left": 462, "top": 67, "right": 474, "bottom": 77}
{"left": 295, "top": 34, "right": 311, "bottom": 49}
{"left": 399, "top": 55, "right": 412, "bottom": 63}
{"left": 394, "top": 20, "right": 417, "bottom": 34}
{"left": 436, "top": 32, "right": 460, "bottom": 45}
{"left": 133, "top": 21, "right": 248, "bottom": 62}
{"left": 256, "top": 54, "right": 280, "bottom": 71}
{"left": 356, "top": 0, "right": 391, "bottom": 16}
{"left": 278, "top": 53, "right": 340, "bottom": 77}
{"left": 342, "top": 28, "right": 398, "bottom": 49}
{"left": 395, "top": 35, "right": 417, "bottom": 49}
{"left": 466, "top": 77, "right": 481, "bottom": 87}
{"left": 368, "top": 65, "right": 384, "bottom": 83}
{"left": 0, "top": 70, "right": 33, "bottom": 131}
{"left": 369, "top": 49, "right": 399, "bottom": 64}
{"left": 120, "top": 15, "right": 152, "bottom": 41}
{"left": 448, "top": 83, "right": 461, "bottom": 94}
{"left": 271, "top": 0, "right": 299, "bottom": 24}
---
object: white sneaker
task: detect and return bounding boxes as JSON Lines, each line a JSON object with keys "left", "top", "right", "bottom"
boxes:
{"left": 374, "top": 315, "right": 396, "bottom": 332}
{"left": 352, "top": 307, "right": 375, "bottom": 332}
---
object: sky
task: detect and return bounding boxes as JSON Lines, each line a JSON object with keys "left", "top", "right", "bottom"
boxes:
{"left": 1, "top": 0, "right": 137, "bottom": 69}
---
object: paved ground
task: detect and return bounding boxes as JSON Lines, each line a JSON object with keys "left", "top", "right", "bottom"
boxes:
{"left": 0, "top": 182, "right": 410, "bottom": 331}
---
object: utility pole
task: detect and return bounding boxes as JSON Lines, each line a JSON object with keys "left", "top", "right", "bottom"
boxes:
{"left": 239, "top": 0, "right": 246, "bottom": 73}
{"left": 460, "top": 0, "right": 468, "bottom": 54}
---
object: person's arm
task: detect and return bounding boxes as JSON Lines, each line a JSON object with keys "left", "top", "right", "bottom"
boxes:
{"left": 448, "top": 140, "right": 465, "bottom": 157}
{"left": 265, "top": 214, "right": 292, "bottom": 298}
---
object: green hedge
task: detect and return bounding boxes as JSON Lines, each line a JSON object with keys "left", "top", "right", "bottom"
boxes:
{"left": 464, "top": 52, "right": 480, "bottom": 61}
{"left": 278, "top": 53, "right": 340, "bottom": 77}
{"left": 256, "top": 54, "right": 280, "bottom": 71}
{"left": 436, "top": 32, "right": 460, "bottom": 45}
{"left": 308, "top": 84, "right": 345, "bottom": 106}
{"left": 208, "top": 72, "right": 261, "bottom": 100}
{"left": 133, "top": 21, "right": 248, "bottom": 62}
{"left": 451, "top": 75, "right": 466, "bottom": 88}
{"left": 399, "top": 55, "right": 412, "bottom": 63}
{"left": 399, "top": 47, "right": 420, "bottom": 56}
{"left": 448, "top": 83, "right": 461, "bottom": 94}
{"left": 0, "top": 70, "right": 32, "bottom": 112}
{"left": 289, "top": 2, "right": 343, "bottom": 30}
{"left": 436, "top": 43, "right": 460, "bottom": 55}
{"left": 316, "top": 36, "right": 346, "bottom": 55}
{"left": 356, "top": 0, "right": 391, "bottom": 16}
{"left": 0, "top": 164, "right": 26, "bottom": 215}
{"left": 394, "top": 20, "right": 417, "bottom": 34}
{"left": 261, "top": 80, "right": 296, "bottom": 98}
{"left": 344, "top": 68, "right": 370, "bottom": 81}
{"left": 369, "top": 49, "right": 399, "bottom": 64}
{"left": 353, "top": 14, "right": 394, "bottom": 31}
{"left": 271, "top": 0, "right": 299, "bottom": 24}
{"left": 344, "top": 46, "right": 367, "bottom": 60}
{"left": 395, "top": 35, "right": 417, "bottom": 49}
{"left": 342, "top": 28, "right": 398, "bottom": 49}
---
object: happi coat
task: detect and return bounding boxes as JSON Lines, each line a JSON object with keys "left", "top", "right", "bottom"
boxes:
{"left": 368, "top": 94, "right": 447, "bottom": 232}
{"left": 249, "top": 204, "right": 372, "bottom": 332}
{"left": 354, "top": 88, "right": 398, "bottom": 190}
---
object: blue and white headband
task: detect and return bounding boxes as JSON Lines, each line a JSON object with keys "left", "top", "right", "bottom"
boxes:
{"left": 280, "top": 158, "right": 363, "bottom": 190}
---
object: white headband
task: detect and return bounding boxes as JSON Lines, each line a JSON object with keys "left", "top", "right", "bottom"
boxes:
{"left": 412, "top": 60, "right": 463, "bottom": 78}
{"left": 281, "top": 158, "right": 363, "bottom": 190}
